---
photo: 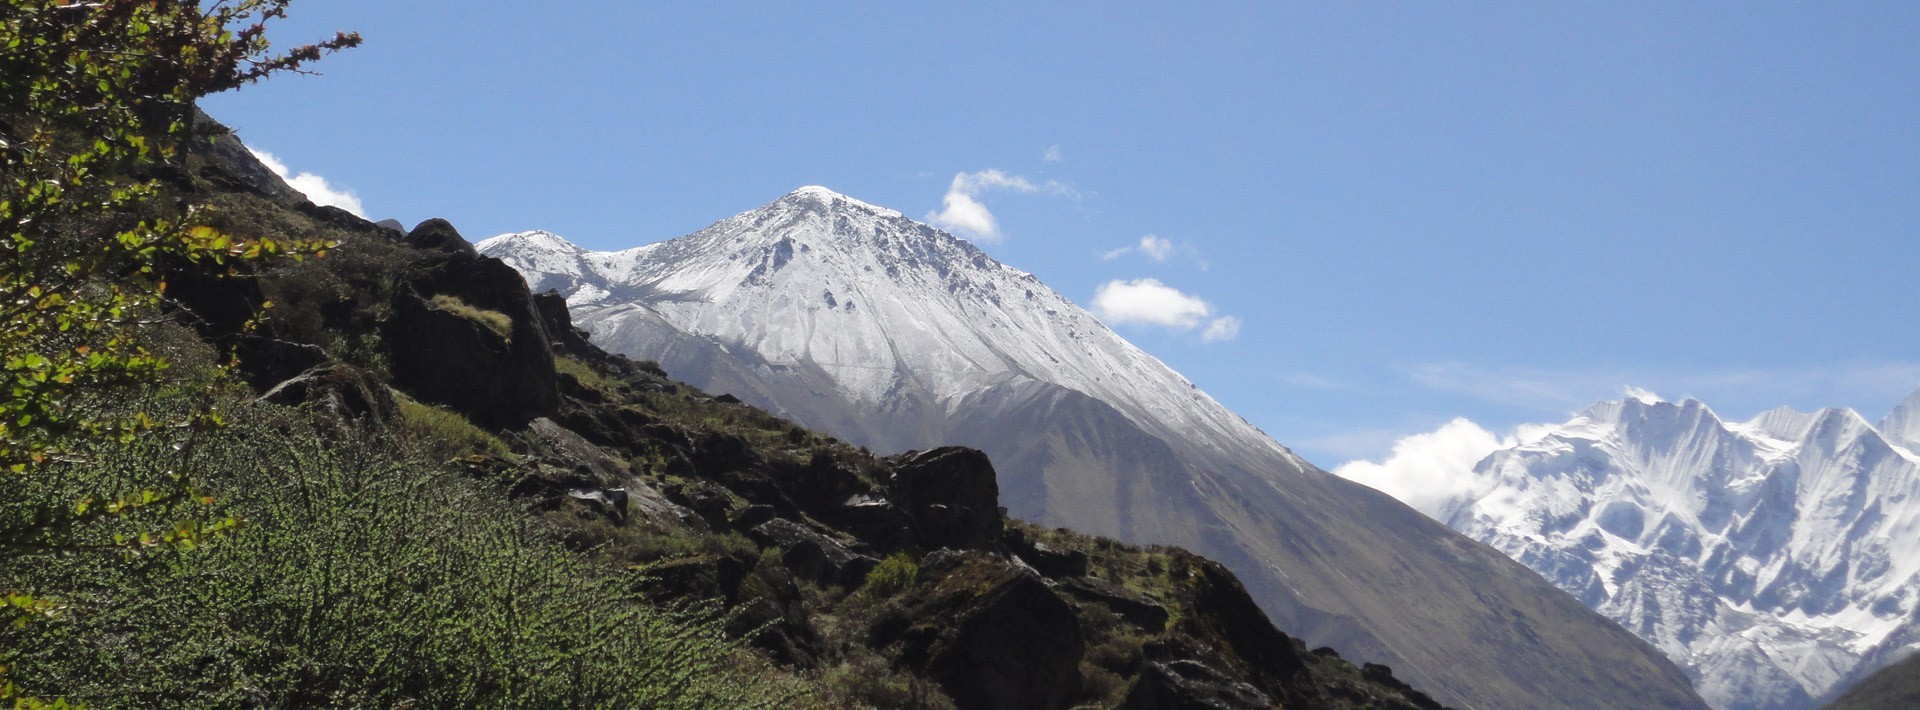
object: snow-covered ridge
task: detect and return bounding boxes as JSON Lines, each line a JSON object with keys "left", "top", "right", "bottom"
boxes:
{"left": 1449, "top": 388, "right": 1920, "bottom": 710}
{"left": 478, "top": 186, "right": 1302, "bottom": 472}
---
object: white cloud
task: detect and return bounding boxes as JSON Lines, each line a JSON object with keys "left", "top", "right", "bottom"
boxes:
{"left": 1092, "top": 278, "right": 1212, "bottom": 329}
{"left": 248, "top": 147, "right": 366, "bottom": 217}
{"left": 1101, "top": 234, "right": 1189, "bottom": 264}
{"left": 926, "top": 169, "right": 1073, "bottom": 243}
{"left": 1333, "top": 418, "right": 1553, "bottom": 521}
{"left": 928, "top": 190, "right": 998, "bottom": 242}
{"left": 1043, "top": 144, "right": 1064, "bottom": 163}
{"left": 1201, "top": 316, "right": 1241, "bottom": 343}
{"left": 1139, "top": 235, "right": 1175, "bottom": 261}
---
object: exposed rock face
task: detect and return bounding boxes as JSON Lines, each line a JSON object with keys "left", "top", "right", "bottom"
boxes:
{"left": 887, "top": 447, "right": 1003, "bottom": 551}
{"left": 527, "top": 417, "right": 704, "bottom": 535}
{"left": 746, "top": 517, "right": 878, "bottom": 588}
{"left": 874, "top": 551, "right": 1086, "bottom": 710}
{"left": 383, "top": 219, "right": 559, "bottom": 429}
{"left": 1120, "top": 660, "right": 1274, "bottom": 710}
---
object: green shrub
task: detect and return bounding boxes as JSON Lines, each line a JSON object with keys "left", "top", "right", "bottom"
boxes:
{"left": 863, "top": 553, "right": 919, "bottom": 597}
{"left": 0, "top": 402, "right": 801, "bottom": 708}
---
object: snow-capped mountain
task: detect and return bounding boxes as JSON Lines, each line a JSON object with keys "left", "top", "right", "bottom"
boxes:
{"left": 1448, "top": 390, "right": 1920, "bottom": 710}
{"left": 478, "top": 186, "right": 1708, "bottom": 710}
{"left": 483, "top": 187, "right": 1295, "bottom": 476}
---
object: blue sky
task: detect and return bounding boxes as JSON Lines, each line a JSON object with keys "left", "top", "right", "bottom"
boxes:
{"left": 204, "top": 2, "right": 1920, "bottom": 469}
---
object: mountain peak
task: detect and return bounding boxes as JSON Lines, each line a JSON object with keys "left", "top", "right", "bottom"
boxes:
{"left": 492, "top": 229, "right": 580, "bottom": 251}
{"left": 773, "top": 185, "right": 901, "bottom": 218}
{"left": 1881, "top": 387, "right": 1920, "bottom": 450}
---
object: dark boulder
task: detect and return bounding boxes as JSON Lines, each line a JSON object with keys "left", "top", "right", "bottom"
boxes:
{"left": 1185, "top": 559, "right": 1309, "bottom": 680}
{"left": 532, "top": 289, "right": 598, "bottom": 357}
{"left": 1004, "top": 528, "right": 1090, "bottom": 578}
{"left": 384, "top": 291, "right": 557, "bottom": 429}
{"left": 690, "top": 430, "right": 761, "bottom": 476}
{"left": 1119, "top": 659, "right": 1274, "bottom": 710}
{"left": 383, "top": 219, "right": 561, "bottom": 429}
{"left": 257, "top": 362, "right": 393, "bottom": 422}
{"left": 729, "top": 504, "right": 778, "bottom": 532}
{"left": 1361, "top": 663, "right": 1445, "bottom": 710}
{"left": 887, "top": 447, "right": 1002, "bottom": 550}
{"left": 834, "top": 492, "right": 915, "bottom": 552}
{"left": 405, "top": 218, "right": 478, "bottom": 255}
{"left": 746, "top": 517, "right": 878, "bottom": 589}
{"left": 874, "top": 551, "right": 1084, "bottom": 710}
{"left": 1061, "top": 576, "right": 1170, "bottom": 632}
{"left": 189, "top": 109, "right": 303, "bottom": 204}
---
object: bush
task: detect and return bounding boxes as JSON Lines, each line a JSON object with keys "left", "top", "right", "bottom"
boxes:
{"left": 0, "top": 401, "right": 800, "bottom": 707}
{"left": 863, "top": 553, "right": 919, "bottom": 597}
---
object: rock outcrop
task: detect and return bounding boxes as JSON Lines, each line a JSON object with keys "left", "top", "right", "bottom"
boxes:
{"left": 382, "top": 219, "right": 559, "bottom": 429}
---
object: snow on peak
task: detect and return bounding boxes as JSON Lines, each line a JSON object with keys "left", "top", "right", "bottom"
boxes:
{"left": 477, "top": 188, "right": 1301, "bottom": 473}
{"left": 1450, "top": 391, "right": 1920, "bottom": 709}
{"left": 1742, "top": 405, "right": 1821, "bottom": 443}
{"left": 776, "top": 185, "right": 903, "bottom": 219}
{"left": 477, "top": 229, "right": 582, "bottom": 255}
{"left": 1880, "top": 387, "right": 1920, "bottom": 451}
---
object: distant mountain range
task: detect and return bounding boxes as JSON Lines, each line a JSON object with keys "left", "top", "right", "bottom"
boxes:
{"left": 479, "top": 186, "right": 1707, "bottom": 709}
{"left": 1441, "top": 390, "right": 1920, "bottom": 709}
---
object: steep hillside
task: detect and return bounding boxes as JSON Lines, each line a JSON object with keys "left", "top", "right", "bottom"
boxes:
{"left": 1447, "top": 393, "right": 1920, "bottom": 709}
{"left": 1824, "top": 652, "right": 1920, "bottom": 709}
{"left": 481, "top": 187, "right": 1708, "bottom": 709}
{"left": 1, "top": 122, "right": 1459, "bottom": 708}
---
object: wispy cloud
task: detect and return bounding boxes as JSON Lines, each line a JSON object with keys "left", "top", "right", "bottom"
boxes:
{"left": 248, "top": 147, "right": 366, "bottom": 217}
{"left": 1201, "top": 316, "right": 1241, "bottom": 343}
{"left": 1102, "top": 234, "right": 1175, "bottom": 262}
{"left": 925, "top": 169, "right": 1073, "bottom": 243}
{"left": 1091, "top": 278, "right": 1241, "bottom": 343}
{"left": 1043, "top": 144, "right": 1064, "bottom": 163}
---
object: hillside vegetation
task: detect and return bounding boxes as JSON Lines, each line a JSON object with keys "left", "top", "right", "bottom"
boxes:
{"left": 2, "top": 2, "right": 1453, "bottom": 707}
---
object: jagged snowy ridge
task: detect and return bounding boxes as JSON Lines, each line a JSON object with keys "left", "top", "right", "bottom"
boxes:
{"left": 1447, "top": 390, "right": 1920, "bottom": 710}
